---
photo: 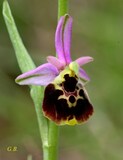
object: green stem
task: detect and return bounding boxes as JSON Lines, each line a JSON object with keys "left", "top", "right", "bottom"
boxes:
{"left": 58, "top": 0, "right": 69, "bottom": 19}
{"left": 46, "top": 1, "right": 69, "bottom": 160}
{"left": 43, "top": 122, "right": 59, "bottom": 160}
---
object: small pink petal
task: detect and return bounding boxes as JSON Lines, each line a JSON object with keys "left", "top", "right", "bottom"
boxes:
{"left": 16, "top": 63, "right": 58, "bottom": 86}
{"left": 75, "top": 56, "right": 94, "bottom": 67}
{"left": 47, "top": 56, "right": 65, "bottom": 70}
{"left": 79, "top": 68, "right": 90, "bottom": 81}
{"left": 55, "top": 14, "right": 72, "bottom": 64}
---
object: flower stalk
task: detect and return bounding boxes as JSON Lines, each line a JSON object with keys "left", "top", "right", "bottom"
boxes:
{"left": 47, "top": 1, "right": 69, "bottom": 160}
{"left": 58, "top": 0, "right": 69, "bottom": 19}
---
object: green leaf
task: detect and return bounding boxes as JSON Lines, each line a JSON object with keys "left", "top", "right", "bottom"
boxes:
{"left": 2, "top": 0, "right": 48, "bottom": 147}
{"left": 2, "top": 0, "right": 35, "bottom": 72}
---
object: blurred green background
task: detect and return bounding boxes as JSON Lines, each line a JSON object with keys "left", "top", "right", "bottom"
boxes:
{"left": 0, "top": 0, "right": 123, "bottom": 159}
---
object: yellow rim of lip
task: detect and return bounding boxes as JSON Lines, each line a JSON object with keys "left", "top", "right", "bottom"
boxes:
{"left": 65, "top": 117, "right": 78, "bottom": 125}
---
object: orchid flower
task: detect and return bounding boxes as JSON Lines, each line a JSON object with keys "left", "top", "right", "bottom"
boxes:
{"left": 16, "top": 14, "right": 94, "bottom": 125}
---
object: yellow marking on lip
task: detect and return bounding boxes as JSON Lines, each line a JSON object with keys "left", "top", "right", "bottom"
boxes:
{"left": 58, "top": 94, "right": 77, "bottom": 107}
{"left": 53, "top": 66, "right": 78, "bottom": 85}
{"left": 65, "top": 117, "right": 78, "bottom": 125}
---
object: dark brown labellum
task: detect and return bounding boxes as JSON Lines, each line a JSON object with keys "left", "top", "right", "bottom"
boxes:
{"left": 42, "top": 73, "right": 93, "bottom": 125}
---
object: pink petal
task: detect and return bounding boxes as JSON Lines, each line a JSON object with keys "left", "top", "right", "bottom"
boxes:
{"left": 15, "top": 63, "right": 58, "bottom": 86}
{"left": 55, "top": 14, "right": 72, "bottom": 64}
{"left": 79, "top": 68, "right": 90, "bottom": 81}
{"left": 75, "top": 56, "right": 94, "bottom": 66}
{"left": 47, "top": 56, "right": 65, "bottom": 70}
{"left": 16, "top": 74, "right": 56, "bottom": 86}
